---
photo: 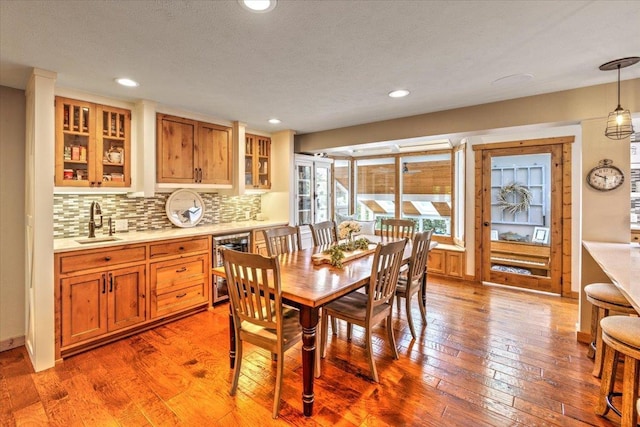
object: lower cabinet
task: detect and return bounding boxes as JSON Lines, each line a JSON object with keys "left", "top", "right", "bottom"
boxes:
{"left": 150, "top": 254, "right": 209, "bottom": 318}
{"left": 61, "top": 264, "right": 146, "bottom": 347}
{"left": 427, "top": 247, "right": 464, "bottom": 279}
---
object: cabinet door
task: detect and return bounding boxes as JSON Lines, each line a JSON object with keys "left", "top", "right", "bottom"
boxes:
{"left": 97, "top": 105, "right": 131, "bottom": 187}
{"left": 61, "top": 271, "right": 108, "bottom": 346}
{"left": 445, "top": 252, "right": 463, "bottom": 278}
{"left": 157, "top": 114, "right": 197, "bottom": 183}
{"left": 198, "top": 123, "right": 232, "bottom": 185}
{"left": 245, "top": 134, "right": 271, "bottom": 189}
{"left": 55, "top": 97, "right": 95, "bottom": 187}
{"left": 107, "top": 265, "right": 146, "bottom": 332}
{"left": 296, "top": 162, "right": 313, "bottom": 225}
{"left": 427, "top": 249, "right": 445, "bottom": 275}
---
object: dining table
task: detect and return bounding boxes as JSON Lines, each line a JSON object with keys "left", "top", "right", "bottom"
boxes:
{"left": 211, "top": 235, "right": 437, "bottom": 417}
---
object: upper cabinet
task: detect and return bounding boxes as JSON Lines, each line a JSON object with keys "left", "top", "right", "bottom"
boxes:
{"left": 55, "top": 97, "right": 131, "bottom": 187}
{"left": 245, "top": 133, "right": 271, "bottom": 189}
{"left": 156, "top": 113, "right": 232, "bottom": 185}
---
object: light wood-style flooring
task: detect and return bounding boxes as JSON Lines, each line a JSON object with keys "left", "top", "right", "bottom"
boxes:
{"left": 0, "top": 278, "right": 623, "bottom": 426}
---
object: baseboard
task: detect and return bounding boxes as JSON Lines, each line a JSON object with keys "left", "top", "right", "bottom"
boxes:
{"left": 576, "top": 330, "right": 590, "bottom": 344}
{"left": 0, "top": 335, "right": 25, "bottom": 353}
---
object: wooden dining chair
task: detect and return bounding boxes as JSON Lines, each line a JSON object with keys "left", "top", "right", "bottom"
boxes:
{"left": 263, "top": 225, "right": 302, "bottom": 256}
{"left": 380, "top": 218, "right": 416, "bottom": 239}
{"left": 309, "top": 220, "right": 338, "bottom": 246}
{"left": 320, "top": 238, "right": 407, "bottom": 383}
{"left": 395, "top": 229, "right": 433, "bottom": 339}
{"left": 220, "top": 247, "right": 302, "bottom": 419}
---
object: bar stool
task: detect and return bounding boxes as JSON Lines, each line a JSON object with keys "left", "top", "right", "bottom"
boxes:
{"left": 595, "top": 316, "right": 640, "bottom": 427}
{"left": 585, "top": 283, "right": 637, "bottom": 378}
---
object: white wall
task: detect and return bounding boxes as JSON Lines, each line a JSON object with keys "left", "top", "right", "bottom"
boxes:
{"left": 0, "top": 86, "right": 26, "bottom": 350}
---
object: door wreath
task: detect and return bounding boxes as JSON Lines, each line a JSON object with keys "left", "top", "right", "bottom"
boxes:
{"left": 497, "top": 183, "right": 532, "bottom": 214}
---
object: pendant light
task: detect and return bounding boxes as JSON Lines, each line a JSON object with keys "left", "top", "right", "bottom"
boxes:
{"left": 599, "top": 57, "right": 639, "bottom": 140}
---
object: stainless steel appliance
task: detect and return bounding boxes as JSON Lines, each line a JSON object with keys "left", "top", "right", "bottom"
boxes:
{"left": 212, "top": 232, "right": 250, "bottom": 304}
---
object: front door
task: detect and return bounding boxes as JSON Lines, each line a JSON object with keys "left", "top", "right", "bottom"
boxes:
{"left": 478, "top": 142, "right": 566, "bottom": 294}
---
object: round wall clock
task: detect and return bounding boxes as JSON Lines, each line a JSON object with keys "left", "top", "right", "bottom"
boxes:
{"left": 586, "top": 159, "right": 624, "bottom": 191}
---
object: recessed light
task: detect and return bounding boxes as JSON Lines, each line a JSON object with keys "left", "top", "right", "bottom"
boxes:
{"left": 491, "top": 73, "right": 534, "bottom": 86}
{"left": 268, "top": 118, "right": 281, "bottom": 124}
{"left": 388, "top": 89, "right": 410, "bottom": 98}
{"left": 239, "top": 0, "right": 277, "bottom": 13}
{"left": 115, "top": 78, "right": 139, "bottom": 87}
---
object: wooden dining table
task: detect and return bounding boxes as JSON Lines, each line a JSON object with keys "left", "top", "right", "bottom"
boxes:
{"left": 212, "top": 235, "right": 436, "bottom": 417}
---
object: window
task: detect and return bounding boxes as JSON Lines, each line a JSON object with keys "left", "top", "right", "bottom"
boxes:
{"left": 355, "top": 157, "right": 396, "bottom": 223}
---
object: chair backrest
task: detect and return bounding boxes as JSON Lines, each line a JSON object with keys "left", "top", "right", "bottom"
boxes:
{"left": 309, "top": 221, "right": 338, "bottom": 246}
{"left": 221, "top": 248, "right": 283, "bottom": 335}
{"left": 263, "top": 226, "right": 302, "bottom": 256}
{"left": 367, "top": 238, "right": 407, "bottom": 310}
{"left": 406, "top": 229, "right": 434, "bottom": 287}
{"left": 380, "top": 218, "right": 416, "bottom": 239}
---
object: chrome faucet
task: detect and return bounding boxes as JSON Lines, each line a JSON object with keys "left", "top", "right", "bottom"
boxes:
{"left": 88, "top": 201, "right": 103, "bottom": 238}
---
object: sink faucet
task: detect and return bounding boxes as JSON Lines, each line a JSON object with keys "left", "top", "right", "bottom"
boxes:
{"left": 88, "top": 201, "right": 103, "bottom": 238}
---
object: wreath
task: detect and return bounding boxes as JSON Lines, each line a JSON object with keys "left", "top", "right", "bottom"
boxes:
{"left": 497, "top": 182, "right": 532, "bottom": 214}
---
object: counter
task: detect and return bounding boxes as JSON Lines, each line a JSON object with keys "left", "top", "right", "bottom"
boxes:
{"left": 582, "top": 240, "right": 640, "bottom": 313}
{"left": 54, "top": 220, "right": 287, "bottom": 253}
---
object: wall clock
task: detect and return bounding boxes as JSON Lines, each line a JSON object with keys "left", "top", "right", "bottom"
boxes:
{"left": 586, "top": 159, "right": 624, "bottom": 191}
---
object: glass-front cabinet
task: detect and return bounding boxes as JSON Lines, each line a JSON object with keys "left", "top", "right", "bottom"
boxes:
{"left": 55, "top": 97, "right": 131, "bottom": 187}
{"left": 245, "top": 133, "right": 271, "bottom": 190}
{"left": 294, "top": 155, "right": 332, "bottom": 227}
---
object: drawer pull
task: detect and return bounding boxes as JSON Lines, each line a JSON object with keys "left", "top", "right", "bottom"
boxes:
{"left": 102, "top": 274, "right": 106, "bottom": 294}
{"left": 179, "top": 246, "right": 185, "bottom": 251}
{"left": 104, "top": 256, "right": 112, "bottom": 261}
{"left": 109, "top": 273, "right": 114, "bottom": 292}
{"left": 176, "top": 267, "right": 187, "bottom": 273}
{"left": 176, "top": 292, "right": 187, "bottom": 298}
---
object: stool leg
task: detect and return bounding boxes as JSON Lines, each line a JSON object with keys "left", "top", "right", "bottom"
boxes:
{"left": 621, "top": 355, "right": 639, "bottom": 427}
{"left": 587, "top": 303, "right": 598, "bottom": 359}
{"left": 592, "top": 307, "right": 609, "bottom": 378}
{"left": 596, "top": 343, "right": 618, "bottom": 416}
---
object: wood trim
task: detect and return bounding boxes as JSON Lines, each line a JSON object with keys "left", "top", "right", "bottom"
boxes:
{"left": 474, "top": 136, "right": 573, "bottom": 295}
{"left": 472, "top": 136, "right": 575, "bottom": 151}
{"left": 576, "top": 330, "right": 591, "bottom": 344}
{"left": 0, "top": 336, "right": 25, "bottom": 353}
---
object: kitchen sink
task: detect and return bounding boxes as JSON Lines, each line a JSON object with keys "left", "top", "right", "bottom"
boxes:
{"left": 75, "top": 236, "right": 121, "bottom": 244}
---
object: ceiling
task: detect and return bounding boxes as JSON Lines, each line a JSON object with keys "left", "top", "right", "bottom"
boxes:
{"left": 1, "top": 1, "right": 639, "bottom": 136}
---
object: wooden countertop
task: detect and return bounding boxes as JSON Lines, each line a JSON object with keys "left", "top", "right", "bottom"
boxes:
{"left": 582, "top": 240, "right": 640, "bottom": 313}
{"left": 53, "top": 220, "right": 287, "bottom": 253}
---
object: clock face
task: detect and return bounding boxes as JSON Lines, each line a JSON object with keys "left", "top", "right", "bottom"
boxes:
{"left": 587, "top": 165, "right": 624, "bottom": 191}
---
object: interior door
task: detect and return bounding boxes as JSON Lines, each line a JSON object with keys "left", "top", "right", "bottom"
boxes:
{"left": 481, "top": 144, "right": 563, "bottom": 294}
{"left": 314, "top": 162, "right": 331, "bottom": 223}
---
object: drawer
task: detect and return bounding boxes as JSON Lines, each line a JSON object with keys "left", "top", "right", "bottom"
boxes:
{"left": 149, "top": 237, "right": 209, "bottom": 259}
{"left": 59, "top": 245, "right": 146, "bottom": 274}
{"left": 152, "top": 255, "right": 207, "bottom": 292}
{"left": 152, "top": 282, "right": 208, "bottom": 318}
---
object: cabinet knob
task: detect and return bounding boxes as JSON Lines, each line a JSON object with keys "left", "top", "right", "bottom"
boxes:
{"left": 179, "top": 246, "right": 185, "bottom": 251}
{"left": 104, "top": 256, "right": 112, "bottom": 261}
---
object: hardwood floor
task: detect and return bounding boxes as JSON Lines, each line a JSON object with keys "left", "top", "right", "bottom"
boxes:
{"left": 0, "top": 278, "right": 624, "bottom": 426}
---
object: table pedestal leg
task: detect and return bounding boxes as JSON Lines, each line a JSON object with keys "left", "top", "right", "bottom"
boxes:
{"left": 229, "top": 304, "right": 236, "bottom": 369}
{"left": 300, "top": 306, "right": 319, "bottom": 417}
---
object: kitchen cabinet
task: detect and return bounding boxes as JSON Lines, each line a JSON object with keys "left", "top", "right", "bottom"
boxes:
{"left": 149, "top": 236, "right": 210, "bottom": 318}
{"left": 55, "top": 96, "right": 131, "bottom": 187}
{"left": 57, "top": 245, "right": 146, "bottom": 348}
{"left": 245, "top": 133, "right": 271, "bottom": 189}
{"left": 156, "top": 113, "right": 232, "bottom": 185}
{"left": 427, "top": 246, "right": 464, "bottom": 278}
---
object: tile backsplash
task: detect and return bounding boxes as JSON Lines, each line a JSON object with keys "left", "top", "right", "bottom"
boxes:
{"left": 54, "top": 192, "right": 261, "bottom": 239}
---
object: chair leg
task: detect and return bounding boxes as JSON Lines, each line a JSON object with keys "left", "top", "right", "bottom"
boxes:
{"left": 347, "top": 322, "right": 352, "bottom": 341}
{"left": 387, "top": 313, "right": 399, "bottom": 360}
{"left": 595, "top": 343, "right": 618, "bottom": 416}
{"left": 365, "top": 324, "right": 378, "bottom": 383}
{"left": 417, "top": 287, "right": 427, "bottom": 324}
{"left": 587, "top": 303, "right": 599, "bottom": 359}
{"left": 331, "top": 316, "right": 337, "bottom": 335}
{"left": 405, "top": 295, "right": 416, "bottom": 340}
{"left": 621, "top": 355, "right": 639, "bottom": 427}
{"left": 272, "top": 349, "right": 284, "bottom": 419}
{"left": 320, "top": 309, "right": 329, "bottom": 359}
{"left": 230, "top": 338, "right": 243, "bottom": 396}
{"left": 592, "top": 307, "right": 608, "bottom": 378}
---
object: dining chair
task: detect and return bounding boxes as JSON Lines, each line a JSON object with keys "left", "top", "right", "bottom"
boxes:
{"left": 380, "top": 218, "right": 416, "bottom": 239}
{"left": 309, "top": 220, "right": 338, "bottom": 246}
{"left": 395, "top": 229, "right": 433, "bottom": 340}
{"left": 220, "top": 247, "right": 302, "bottom": 419}
{"left": 263, "top": 225, "right": 302, "bottom": 256}
{"left": 320, "top": 238, "right": 407, "bottom": 383}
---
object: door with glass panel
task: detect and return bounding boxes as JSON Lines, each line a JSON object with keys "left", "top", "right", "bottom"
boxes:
{"left": 296, "top": 158, "right": 332, "bottom": 226}
{"left": 480, "top": 145, "right": 562, "bottom": 294}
